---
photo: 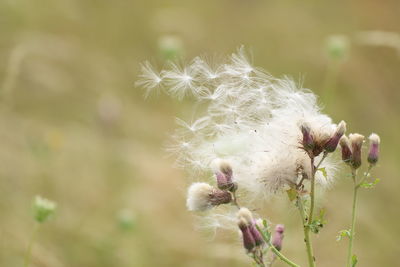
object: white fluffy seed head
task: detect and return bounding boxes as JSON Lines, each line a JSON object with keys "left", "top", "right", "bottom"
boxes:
{"left": 186, "top": 182, "right": 214, "bottom": 211}
{"left": 369, "top": 133, "right": 380, "bottom": 145}
{"left": 139, "top": 48, "right": 341, "bottom": 230}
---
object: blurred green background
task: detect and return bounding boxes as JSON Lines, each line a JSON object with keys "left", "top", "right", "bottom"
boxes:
{"left": 0, "top": 0, "right": 399, "bottom": 266}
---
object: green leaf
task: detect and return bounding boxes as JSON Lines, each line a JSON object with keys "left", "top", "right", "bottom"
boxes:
{"left": 360, "top": 178, "right": 380, "bottom": 189}
{"left": 317, "top": 167, "right": 328, "bottom": 179}
{"left": 336, "top": 229, "right": 351, "bottom": 241}
{"left": 352, "top": 254, "right": 358, "bottom": 267}
{"left": 263, "top": 219, "right": 268, "bottom": 228}
{"left": 309, "top": 209, "right": 327, "bottom": 234}
{"left": 286, "top": 188, "right": 298, "bottom": 202}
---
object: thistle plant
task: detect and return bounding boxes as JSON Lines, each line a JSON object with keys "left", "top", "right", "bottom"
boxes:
{"left": 25, "top": 196, "right": 57, "bottom": 267}
{"left": 137, "top": 48, "right": 381, "bottom": 266}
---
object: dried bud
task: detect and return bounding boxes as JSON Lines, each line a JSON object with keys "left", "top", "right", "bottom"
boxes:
{"left": 238, "top": 218, "right": 256, "bottom": 251}
{"left": 33, "top": 196, "right": 57, "bottom": 223}
{"left": 339, "top": 136, "right": 352, "bottom": 165}
{"left": 186, "top": 183, "right": 232, "bottom": 211}
{"left": 349, "top": 133, "right": 365, "bottom": 169}
{"left": 272, "top": 224, "right": 285, "bottom": 251}
{"left": 324, "top": 121, "right": 346, "bottom": 152}
{"left": 368, "top": 133, "right": 380, "bottom": 165}
{"left": 212, "top": 159, "right": 236, "bottom": 191}
{"left": 300, "top": 122, "right": 314, "bottom": 152}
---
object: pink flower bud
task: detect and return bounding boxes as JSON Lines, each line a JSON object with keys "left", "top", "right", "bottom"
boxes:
{"left": 324, "top": 121, "right": 346, "bottom": 153}
{"left": 209, "top": 189, "right": 232, "bottom": 206}
{"left": 272, "top": 224, "right": 285, "bottom": 251}
{"left": 238, "top": 219, "right": 256, "bottom": 251}
{"left": 339, "top": 136, "right": 352, "bottom": 165}
{"left": 349, "top": 133, "right": 364, "bottom": 169}
{"left": 212, "top": 159, "right": 236, "bottom": 191}
{"left": 301, "top": 122, "right": 314, "bottom": 152}
{"left": 249, "top": 223, "right": 264, "bottom": 246}
{"left": 368, "top": 133, "right": 380, "bottom": 165}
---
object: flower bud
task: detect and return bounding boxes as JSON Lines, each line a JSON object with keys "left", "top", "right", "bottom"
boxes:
{"left": 186, "top": 183, "right": 232, "bottom": 211}
{"left": 300, "top": 122, "right": 314, "bottom": 152}
{"left": 33, "top": 196, "right": 57, "bottom": 223}
{"left": 237, "top": 208, "right": 264, "bottom": 246}
{"left": 249, "top": 223, "right": 264, "bottom": 246}
{"left": 238, "top": 218, "right": 256, "bottom": 251}
{"left": 349, "top": 133, "right": 365, "bottom": 169}
{"left": 324, "top": 121, "right": 346, "bottom": 152}
{"left": 339, "top": 136, "right": 352, "bottom": 165}
{"left": 272, "top": 224, "right": 285, "bottom": 251}
{"left": 212, "top": 159, "right": 236, "bottom": 191}
{"left": 368, "top": 133, "right": 380, "bottom": 165}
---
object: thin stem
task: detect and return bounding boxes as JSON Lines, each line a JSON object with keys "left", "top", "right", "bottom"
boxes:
{"left": 346, "top": 166, "right": 372, "bottom": 267}
{"left": 255, "top": 225, "right": 301, "bottom": 267}
{"left": 231, "top": 191, "right": 241, "bottom": 209}
{"left": 308, "top": 157, "right": 316, "bottom": 228}
{"left": 297, "top": 196, "right": 315, "bottom": 267}
{"left": 347, "top": 169, "right": 358, "bottom": 267}
{"left": 24, "top": 223, "right": 40, "bottom": 267}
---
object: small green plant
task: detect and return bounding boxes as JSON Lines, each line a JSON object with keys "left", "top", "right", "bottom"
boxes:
{"left": 24, "top": 196, "right": 57, "bottom": 267}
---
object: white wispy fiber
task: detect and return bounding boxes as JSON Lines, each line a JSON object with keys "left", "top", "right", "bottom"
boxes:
{"left": 138, "top": 47, "right": 341, "bottom": 229}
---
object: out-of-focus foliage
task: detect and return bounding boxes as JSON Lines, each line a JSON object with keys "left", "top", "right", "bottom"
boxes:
{"left": 0, "top": 0, "right": 399, "bottom": 266}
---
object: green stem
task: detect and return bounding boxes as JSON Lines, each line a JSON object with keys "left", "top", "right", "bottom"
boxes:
{"left": 308, "top": 152, "right": 327, "bottom": 225}
{"left": 24, "top": 223, "right": 40, "bottom": 267}
{"left": 297, "top": 196, "right": 315, "bottom": 267}
{"left": 255, "top": 225, "right": 301, "bottom": 267}
{"left": 308, "top": 157, "right": 316, "bottom": 225}
{"left": 347, "top": 166, "right": 372, "bottom": 267}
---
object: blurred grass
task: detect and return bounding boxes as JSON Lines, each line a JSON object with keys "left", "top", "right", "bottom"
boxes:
{"left": 0, "top": 0, "right": 399, "bottom": 266}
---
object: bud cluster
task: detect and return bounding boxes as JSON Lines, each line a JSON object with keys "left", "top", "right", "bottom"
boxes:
{"left": 186, "top": 159, "right": 237, "bottom": 212}
{"left": 339, "top": 132, "right": 380, "bottom": 170}
{"left": 300, "top": 120, "right": 346, "bottom": 158}
{"left": 237, "top": 208, "right": 264, "bottom": 252}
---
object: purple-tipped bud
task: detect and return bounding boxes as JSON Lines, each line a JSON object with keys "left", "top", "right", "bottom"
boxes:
{"left": 349, "top": 133, "right": 365, "bottom": 169}
{"left": 324, "top": 121, "right": 346, "bottom": 153}
{"left": 249, "top": 223, "right": 264, "bottom": 246}
{"left": 212, "top": 159, "right": 236, "bottom": 191}
{"left": 300, "top": 122, "right": 314, "bottom": 152}
{"left": 272, "top": 224, "right": 285, "bottom": 251}
{"left": 340, "top": 136, "right": 352, "bottom": 165}
{"left": 209, "top": 189, "right": 232, "bottom": 206}
{"left": 238, "top": 219, "right": 256, "bottom": 251}
{"left": 368, "top": 133, "right": 380, "bottom": 165}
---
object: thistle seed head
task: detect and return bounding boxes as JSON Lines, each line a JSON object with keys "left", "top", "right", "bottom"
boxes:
{"left": 186, "top": 182, "right": 232, "bottom": 211}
